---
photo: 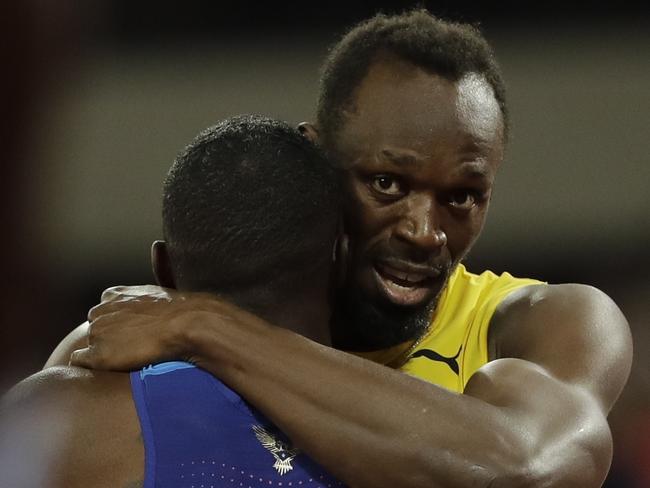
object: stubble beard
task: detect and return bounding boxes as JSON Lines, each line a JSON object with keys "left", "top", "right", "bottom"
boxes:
{"left": 329, "top": 284, "right": 441, "bottom": 352}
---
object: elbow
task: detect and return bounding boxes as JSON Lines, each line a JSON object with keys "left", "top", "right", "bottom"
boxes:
{"left": 483, "top": 463, "right": 542, "bottom": 488}
{"left": 453, "top": 457, "right": 546, "bottom": 488}
{"left": 385, "top": 425, "right": 539, "bottom": 488}
{"left": 463, "top": 457, "right": 539, "bottom": 488}
{"left": 369, "top": 442, "right": 581, "bottom": 488}
{"left": 391, "top": 441, "right": 533, "bottom": 488}
{"left": 485, "top": 431, "right": 613, "bottom": 488}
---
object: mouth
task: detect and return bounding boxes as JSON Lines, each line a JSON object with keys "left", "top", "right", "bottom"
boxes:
{"left": 372, "top": 260, "right": 444, "bottom": 307}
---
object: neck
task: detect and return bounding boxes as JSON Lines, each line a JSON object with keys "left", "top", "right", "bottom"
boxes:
{"left": 262, "top": 298, "right": 332, "bottom": 346}
{"left": 223, "top": 283, "right": 332, "bottom": 347}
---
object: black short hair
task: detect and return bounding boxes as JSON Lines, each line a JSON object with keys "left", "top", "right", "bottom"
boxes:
{"left": 163, "top": 115, "right": 341, "bottom": 303}
{"left": 317, "top": 9, "right": 508, "bottom": 149}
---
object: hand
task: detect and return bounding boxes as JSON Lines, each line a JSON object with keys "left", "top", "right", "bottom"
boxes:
{"left": 69, "top": 285, "right": 225, "bottom": 371}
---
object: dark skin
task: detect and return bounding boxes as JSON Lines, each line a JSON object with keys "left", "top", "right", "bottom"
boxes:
{"left": 0, "top": 241, "right": 334, "bottom": 488}
{"left": 0, "top": 367, "right": 143, "bottom": 488}
{"left": 328, "top": 64, "right": 503, "bottom": 353}
{"left": 339, "top": 66, "right": 500, "bottom": 313}
{"left": 1, "top": 242, "right": 334, "bottom": 488}
{"left": 51, "top": 59, "right": 632, "bottom": 487}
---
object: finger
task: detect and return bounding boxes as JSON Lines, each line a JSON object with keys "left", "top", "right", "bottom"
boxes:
{"left": 88, "top": 302, "right": 117, "bottom": 323}
{"left": 87, "top": 310, "right": 143, "bottom": 337}
{"left": 88, "top": 302, "right": 138, "bottom": 323}
{"left": 69, "top": 345, "right": 114, "bottom": 371}
{"left": 100, "top": 285, "right": 128, "bottom": 302}
{"left": 81, "top": 311, "right": 165, "bottom": 370}
{"left": 99, "top": 284, "right": 162, "bottom": 303}
{"left": 69, "top": 347, "right": 94, "bottom": 368}
{"left": 88, "top": 292, "right": 167, "bottom": 322}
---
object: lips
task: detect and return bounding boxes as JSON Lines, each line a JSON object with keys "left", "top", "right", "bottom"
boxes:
{"left": 372, "top": 260, "right": 444, "bottom": 307}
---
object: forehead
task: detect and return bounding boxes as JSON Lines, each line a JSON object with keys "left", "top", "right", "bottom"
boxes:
{"left": 337, "top": 58, "right": 504, "bottom": 163}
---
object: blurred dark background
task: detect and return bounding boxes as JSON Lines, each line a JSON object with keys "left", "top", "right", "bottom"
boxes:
{"left": 2, "top": 1, "right": 648, "bottom": 485}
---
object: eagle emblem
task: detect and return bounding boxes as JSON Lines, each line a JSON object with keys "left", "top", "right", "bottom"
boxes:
{"left": 252, "top": 424, "right": 301, "bottom": 475}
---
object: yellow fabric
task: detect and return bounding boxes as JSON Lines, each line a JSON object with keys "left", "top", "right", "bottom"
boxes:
{"left": 396, "top": 264, "right": 544, "bottom": 393}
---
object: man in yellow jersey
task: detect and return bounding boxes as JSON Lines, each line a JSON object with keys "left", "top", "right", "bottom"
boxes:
{"left": 51, "top": 10, "right": 631, "bottom": 488}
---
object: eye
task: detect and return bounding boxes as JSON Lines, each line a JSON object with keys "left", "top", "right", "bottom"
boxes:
{"left": 369, "top": 174, "right": 405, "bottom": 197}
{"left": 447, "top": 190, "right": 482, "bottom": 210}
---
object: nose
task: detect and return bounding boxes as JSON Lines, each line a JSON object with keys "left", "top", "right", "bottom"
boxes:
{"left": 394, "top": 195, "right": 447, "bottom": 251}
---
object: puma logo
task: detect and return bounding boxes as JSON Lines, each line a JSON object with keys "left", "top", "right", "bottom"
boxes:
{"left": 410, "top": 345, "right": 462, "bottom": 375}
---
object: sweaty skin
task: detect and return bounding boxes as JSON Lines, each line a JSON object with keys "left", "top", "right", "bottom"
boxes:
{"left": 328, "top": 63, "right": 503, "bottom": 353}
{"left": 52, "top": 60, "right": 631, "bottom": 488}
{"left": 0, "top": 367, "right": 143, "bottom": 488}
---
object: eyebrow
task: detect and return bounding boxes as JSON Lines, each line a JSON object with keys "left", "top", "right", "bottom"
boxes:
{"left": 456, "top": 161, "right": 491, "bottom": 179}
{"left": 378, "top": 147, "right": 493, "bottom": 179}
{"left": 378, "top": 149, "right": 423, "bottom": 167}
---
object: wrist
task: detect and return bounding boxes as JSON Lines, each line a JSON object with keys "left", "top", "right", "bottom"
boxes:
{"left": 174, "top": 307, "right": 278, "bottom": 382}
{"left": 167, "top": 310, "right": 213, "bottom": 362}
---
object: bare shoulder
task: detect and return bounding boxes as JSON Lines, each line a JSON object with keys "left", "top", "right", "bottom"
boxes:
{"left": 3, "top": 366, "right": 95, "bottom": 420}
{"left": 490, "top": 283, "right": 633, "bottom": 412}
{"left": 3, "top": 365, "right": 130, "bottom": 409}
{"left": 44, "top": 322, "right": 90, "bottom": 368}
{"left": 1, "top": 367, "right": 143, "bottom": 488}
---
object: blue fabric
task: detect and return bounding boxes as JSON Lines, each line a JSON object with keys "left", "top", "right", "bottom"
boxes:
{"left": 130, "top": 362, "right": 344, "bottom": 488}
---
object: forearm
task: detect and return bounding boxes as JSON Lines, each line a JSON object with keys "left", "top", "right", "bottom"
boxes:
{"left": 185, "top": 313, "right": 530, "bottom": 488}
{"left": 70, "top": 284, "right": 623, "bottom": 487}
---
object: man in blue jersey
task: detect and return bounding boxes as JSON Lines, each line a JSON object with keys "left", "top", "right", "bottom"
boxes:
{"left": 0, "top": 115, "right": 344, "bottom": 487}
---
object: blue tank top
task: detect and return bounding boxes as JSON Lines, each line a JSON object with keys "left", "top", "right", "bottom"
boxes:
{"left": 130, "top": 361, "right": 343, "bottom": 488}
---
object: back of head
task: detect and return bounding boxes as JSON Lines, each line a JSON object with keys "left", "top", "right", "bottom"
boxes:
{"left": 163, "top": 115, "right": 341, "bottom": 312}
{"left": 317, "top": 9, "right": 508, "bottom": 151}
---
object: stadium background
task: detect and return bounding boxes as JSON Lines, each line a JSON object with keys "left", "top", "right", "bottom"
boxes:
{"left": 2, "top": 1, "right": 648, "bottom": 485}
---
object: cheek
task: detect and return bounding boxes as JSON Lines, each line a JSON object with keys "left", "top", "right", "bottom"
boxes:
{"left": 344, "top": 200, "right": 388, "bottom": 242}
{"left": 343, "top": 180, "right": 385, "bottom": 236}
{"left": 443, "top": 210, "right": 488, "bottom": 256}
{"left": 343, "top": 202, "right": 401, "bottom": 264}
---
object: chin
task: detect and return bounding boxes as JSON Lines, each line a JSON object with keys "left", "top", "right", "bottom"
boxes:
{"left": 330, "top": 282, "right": 439, "bottom": 352}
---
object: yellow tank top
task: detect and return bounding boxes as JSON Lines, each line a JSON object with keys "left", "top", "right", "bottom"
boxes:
{"left": 353, "top": 264, "right": 544, "bottom": 393}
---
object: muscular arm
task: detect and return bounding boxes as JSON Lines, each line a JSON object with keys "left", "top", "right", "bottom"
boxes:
{"left": 71, "top": 283, "right": 632, "bottom": 488}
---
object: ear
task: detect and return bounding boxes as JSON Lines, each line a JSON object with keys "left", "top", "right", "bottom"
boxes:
{"left": 151, "top": 240, "right": 176, "bottom": 289}
{"left": 297, "top": 122, "right": 320, "bottom": 144}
